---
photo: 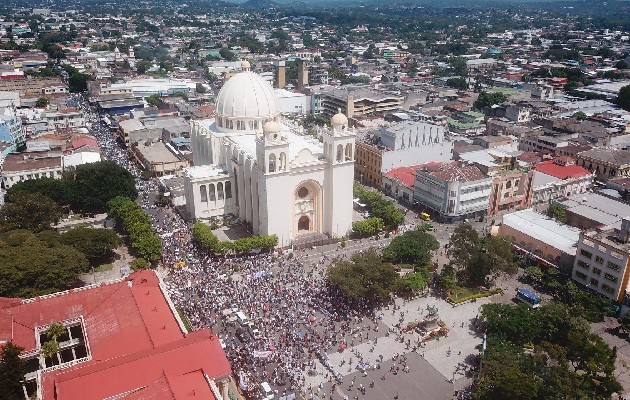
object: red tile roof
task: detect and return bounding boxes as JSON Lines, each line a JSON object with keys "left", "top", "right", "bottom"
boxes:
{"left": 46, "top": 329, "right": 230, "bottom": 400}
{"left": 386, "top": 163, "right": 440, "bottom": 187}
{"left": 534, "top": 159, "right": 592, "bottom": 180}
{"left": 422, "top": 161, "right": 486, "bottom": 182}
{"left": 0, "top": 270, "right": 231, "bottom": 400}
{"left": 68, "top": 137, "right": 99, "bottom": 150}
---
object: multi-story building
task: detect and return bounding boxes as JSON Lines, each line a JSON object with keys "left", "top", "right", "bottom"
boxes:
{"left": 413, "top": 161, "right": 492, "bottom": 222}
{"left": 0, "top": 77, "right": 66, "bottom": 96}
{"left": 314, "top": 86, "right": 404, "bottom": 119}
{"left": 519, "top": 134, "right": 572, "bottom": 156}
{"left": 42, "top": 108, "right": 85, "bottom": 131}
{"left": 487, "top": 168, "right": 534, "bottom": 215}
{"left": 0, "top": 270, "right": 232, "bottom": 400}
{"left": 572, "top": 220, "right": 630, "bottom": 303}
{"left": 1, "top": 151, "right": 63, "bottom": 189}
{"left": 531, "top": 157, "right": 594, "bottom": 204}
{"left": 0, "top": 107, "right": 25, "bottom": 145}
{"left": 354, "top": 121, "right": 452, "bottom": 188}
{"left": 576, "top": 148, "right": 630, "bottom": 179}
{"left": 499, "top": 209, "right": 580, "bottom": 273}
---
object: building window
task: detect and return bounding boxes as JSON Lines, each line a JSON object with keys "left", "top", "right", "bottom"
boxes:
{"left": 601, "top": 284, "right": 614, "bottom": 294}
{"left": 592, "top": 267, "right": 602, "bottom": 276}
{"left": 580, "top": 249, "right": 593, "bottom": 259}
{"left": 575, "top": 271, "right": 587, "bottom": 280}
{"left": 604, "top": 273, "right": 618, "bottom": 283}
{"left": 595, "top": 256, "right": 604, "bottom": 264}
{"left": 225, "top": 181, "right": 232, "bottom": 199}
{"left": 208, "top": 184, "right": 216, "bottom": 201}
{"left": 200, "top": 185, "right": 207, "bottom": 203}
{"left": 217, "top": 182, "right": 224, "bottom": 200}
{"left": 590, "top": 278, "right": 599, "bottom": 286}
{"left": 607, "top": 261, "right": 620, "bottom": 271}
{"left": 577, "top": 260, "right": 590, "bottom": 270}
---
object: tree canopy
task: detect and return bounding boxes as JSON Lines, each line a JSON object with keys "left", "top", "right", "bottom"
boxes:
{"left": 383, "top": 228, "right": 439, "bottom": 269}
{"left": 192, "top": 221, "right": 277, "bottom": 254}
{"left": 353, "top": 184, "right": 405, "bottom": 228}
{"left": 0, "top": 193, "right": 62, "bottom": 232}
{"left": 474, "top": 91, "right": 508, "bottom": 110}
{"left": 617, "top": 84, "right": 630, "bottom": 112}
{"left": 108, "top": 197, "right": 162, "bottom": 262}
{"left": 327, "top": 248, "right": 400, "bottom": 304}
{"left": 0, "top": 230, "right": 88, "bottom": 297}
{"left": 447, "top": 224, "right": 517, "bottom": 286}
{"left": 0, "top": 342, "right": 26, "bottom": 400}
{"left": 474, "top": 302, "right": 622, "bottom": 400}
{"left": 6, "top": 161, "right": 138, "bottom": 213}
{"left": 61, "top": 226, "right": 121, "bottom": 263}
{"left": 351, "top": 217, "right": 384, "bottom": 238}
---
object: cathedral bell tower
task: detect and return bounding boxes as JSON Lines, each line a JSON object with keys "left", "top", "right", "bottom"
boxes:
{"left": 256, "top": 121, "right": 290, "bottom": 175}
{"left": 323, "top": 110, "right": 354, "bottom": 165}
{"left": 323, "top": 110, "right": 355, "bottom": 239}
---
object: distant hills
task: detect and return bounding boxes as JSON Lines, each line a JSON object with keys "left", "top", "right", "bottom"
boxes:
{"left": 240, "top": 0, "right": 279, "bottom": 8}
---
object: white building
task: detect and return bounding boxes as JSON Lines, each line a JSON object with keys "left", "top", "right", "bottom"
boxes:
{"left": 1, "top": 152, "right": 63, "bottom": 189}
{"left": 185, "top": 62, "right": 355, "bottom": 246}
{"left": 573, "top": 220, "right": 630, "bottom": 303}
{"left": 413, "top": 161, "right": 492, "bottom": 222}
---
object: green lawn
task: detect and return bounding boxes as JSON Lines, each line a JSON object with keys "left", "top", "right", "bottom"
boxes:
{"left": 447, "top": 286, "right": 502, "bottom": 304}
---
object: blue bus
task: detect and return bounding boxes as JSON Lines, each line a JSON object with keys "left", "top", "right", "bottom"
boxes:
{"left": 516, "top": 288, "right": 541, "bottom": 308}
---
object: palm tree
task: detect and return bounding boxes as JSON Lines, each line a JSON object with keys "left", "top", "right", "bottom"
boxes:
{"left": 41, "top": 322, "right": 66, "bottom": 365}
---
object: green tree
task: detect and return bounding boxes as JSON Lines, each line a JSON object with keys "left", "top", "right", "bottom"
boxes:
{"left": 108, "top": 197, "right": 161, "bottom": 262}
{"left": 136, "top": 59, "right": 151, "bottom": 74}
{"left": 547, "top": 201, "right": 566, "bottom": 223}
{"left": 450, "top": 57, "right": 468, "bottom": 76}
{"left": 146, "top": 94, "right": 160, "bottom": 107}
{"left": 383, "top": 229, "right": 439, "bottom": 269}
{"left": 447, "top": 224, "right": 479, "bottom": 272}
{"left": 35, "top": 97, "right": 49, "bottom": 108}
{"left": 473, "top": 345, "right": 541, "bottom": 400}
{"left": 219, "top": 47, "right": 237, "bottom": 61}
{"left": 192, "top": 221, "right": 220, "bottom": 252}
{"left": 130, "top": 257, "right": 151, "bottom": 271}
{"left": 351, "top": 217, "right": 384, "bottom": 238}
{"left": 70, "top": 161, "right": 138, "bottom": 212}
{"left": 572, "top": 111, "right": 587, "bottom": 120}
{"left": 0, "top": 230, "right": 88, "bottom": 297}
{"left": 327, "top": 248, "right": 400, "bottom": 304}
{"left": 617, "top": 84, "right": 630, "bottom": 112}
{"left": 474, "top": 91, "right": 508, "bottom": 110}
{"left": 615, "top": 60, "right": 628, "bottom": 70}
{"left": 195, "top": 83, "right": 207, "bottom": 93}
{"left": 0, "top": 342, "right": 26, "bottom": 400}
{"left": 61, "top": 226, "right": 121, "bottom": 263}
{"left": 446, "top": 77, "right": 468, "bottom": 90}
{"left": 0, "top": 193, "right": 62, "bottom": 232}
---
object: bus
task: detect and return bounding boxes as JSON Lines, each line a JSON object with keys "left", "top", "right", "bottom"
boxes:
{"left": 516, "top": 288, "right": 541, "bottom": 308}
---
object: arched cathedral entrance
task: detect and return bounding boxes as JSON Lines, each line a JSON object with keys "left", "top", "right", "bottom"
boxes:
{"left": 293, "top": 180, "right": 322, "bottom": 236}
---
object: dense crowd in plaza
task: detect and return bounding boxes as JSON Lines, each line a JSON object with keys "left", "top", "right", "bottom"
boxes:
{"left": 76, "top": 95, "right": 406, "bottom": 400}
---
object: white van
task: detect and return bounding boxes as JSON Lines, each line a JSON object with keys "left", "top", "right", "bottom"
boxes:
{"left": 235, "top": 311, "right": 249, "bottom": 326}
{"left": 261, "top": 382, "right": 274, "bottom": 400}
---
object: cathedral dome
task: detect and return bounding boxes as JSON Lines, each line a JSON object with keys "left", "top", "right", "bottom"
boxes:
{"left": 263, "top": 121, "right": 280, "bottom": 134}
{"left": 331, "top": 111, "right": 348, "bottom": 126}
{"left": 215, "top": 72, "right": 280, "bottom": 120}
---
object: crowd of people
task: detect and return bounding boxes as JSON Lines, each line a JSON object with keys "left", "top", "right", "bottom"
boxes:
{"left": 77, "top": 95, "right": 392, "bottom": 399}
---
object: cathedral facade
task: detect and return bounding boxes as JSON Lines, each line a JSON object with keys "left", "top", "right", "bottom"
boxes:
{"left": 184, "top": 62, "right": 355, "bottom": 246}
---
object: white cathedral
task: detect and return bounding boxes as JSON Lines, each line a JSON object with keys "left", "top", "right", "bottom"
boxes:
{"left": 184, "top": 62, "right": 356, "bottom": 247}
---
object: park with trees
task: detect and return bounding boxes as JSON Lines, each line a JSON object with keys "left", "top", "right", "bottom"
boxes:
{"left": 473, "top": 301, "right": 622, "bottom": 399}
{"left": 437, "top": 224, "right": 517, "bottom": 303}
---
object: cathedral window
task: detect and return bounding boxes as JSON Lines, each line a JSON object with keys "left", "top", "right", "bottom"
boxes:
{"left": 269, "top": 153, "right": 276, "bottom": 173}
{"left": 225, "top": 181, "right": 232, "bottom": 199}
{"left": 345, "top": 143, "right": 353, "bottom": 161}
{"left": 336, "top": 144, "right": 343, "bottom": 162}
{"left": 217, "top": 182, "right": 224, "bottom": 200}
{"left": 254, "top": 121, "right": 259, "bottom": 130}
{"left": 208, "top": 184, "right": 216, "bottom": 201}
{"left": 200, "top": 185, "right": 208, "bottom": 203}
{"left": 298, "top": 187, "right": 309, "bottom": 198}
{"left": 249, "top": 121, "right": 254, "bottom": 129}
{"left": 279, "top": 152, "right": 287, "bottom": 171}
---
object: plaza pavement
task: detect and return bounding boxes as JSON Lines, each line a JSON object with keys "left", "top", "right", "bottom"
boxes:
{"left": 303, "top": 292, "right": 493, "bottom": 399}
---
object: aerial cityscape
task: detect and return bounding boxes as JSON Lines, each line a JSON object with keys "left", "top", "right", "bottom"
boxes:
{"left": 2, "top": 0, "right": 630, "bottom": 399}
